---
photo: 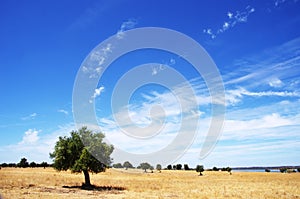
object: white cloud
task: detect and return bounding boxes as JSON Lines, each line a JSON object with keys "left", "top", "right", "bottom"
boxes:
{"left": 58, "top": 109, "right": 68, "bottom": 115}
{"left": 89, "top": 86, "right": 105, "bottom": 103}
{"left": 0, "top": 125, "right": 73, "bottom": 163}
{"left": 223, "top": 113, "right": 293, "bottom": 135}
{"left": 117, "top": 19, "right": 138, "bottom": 39}
{"left": 20, "top": 129, "right": 40, "bottom": 144}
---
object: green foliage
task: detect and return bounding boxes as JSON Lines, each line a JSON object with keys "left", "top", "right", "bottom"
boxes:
{"left": 29, "top": 162, "right": 37, "bottom": 168}
{"left": 113, "top": 163, "right": 123, "bottom": 168}
{"left": 212, "top": 166, "right": 219, "bottom": 171}
{"left": 50, "top": 127, "right": 114, "bottom": 186}
{"left": 297, "top": 168, "right": 300, "bottom": 172}
{"left": 196, "top": 165, "right": 204, "bottom": 175}
{"left": 226, "top": 167, "right": 232, "bottom": 173}
{"left": 176, "top": 164, "right": 182, "bottom": 170}
{"left": 123, "top": 161, "right": 133, "bottom": 169}
{"left": 265, "top": 169, "right": 271, "bottom": 172}
{"left": 167, "top": 165, "right": 172, "bottom": 170}
{"left": 156, "top": 164, "right": 162, "bottom": 171}
{"left": 139, "top": 162, "right": 152, "bottom": 172}
{"left": 17, "top": 158, "right": 29, "bottom": 168}
{"left": 184, "top": 164, "right": 190, "bottom": 170}
{"left": 279, "top": 168, "right": 287, "bottom": 173}
{"left": 173, "top": 165, "right": 176, "bottom": 170}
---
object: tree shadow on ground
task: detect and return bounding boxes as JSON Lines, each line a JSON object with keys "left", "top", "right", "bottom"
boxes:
{"left": 62, "top": 184, "right": 126, "bottom": 191}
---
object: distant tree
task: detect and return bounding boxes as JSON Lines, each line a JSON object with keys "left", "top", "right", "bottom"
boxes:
{"left": 226, "top": 167, "right": 232, "bottom": 175}
{"left": 167, "top": 165, "right": 172, "bottom": 170}
{"left": 212, "top": 167, "right": 219, "bottom": 171}
{"left": 1, "top": 163, "right": 8, "bottom": 167}
{"left": 113, "top": 163, "right": 123, "bottom": 168}
{"left": 184, "top": 164, "right": 190, "bottom": 170}
{"left": 17, "top": 158, "right": 29, "bottom": 168}
{"left": 50, "top": 127, "right": 114, "bottom": 187}
{"left": 29, "top": 162, "right": 37, "bottom": 168}
{"left": 297, "top": 168, "right": 300, "bottom": 172}
{"left": 139, "top": 162, "right": 152, "bottom": 172}
{"left": 196, "top": 165, "right": 204, "bottom": 176}
{"left": 39, "top": 162, "right": 49, "bottom": 169}
{"left": 123, "top": 161, "right": 133, "bottom": 170}
{"left": 156, "top": 164, "right": 162, "bottom": 172}
{"left": 279, "top": 168, "right": 287, "bottom": 173}
{"left": 173, "top": 165, "right": 176, "bottom": 170}
{"left": 221, "top": 167, "right": 227, "bottom": 171}
{"left": 176, "top": 164, "right": 182, "bottom": 170}
{"left": 265, "top": 169, "right": 270, "bottom": 172}
{"left": 150, "top": 166, "right": 154, "bottom": 173}
{"left": 8, "top": 163, "right": 16, "bottom": 167}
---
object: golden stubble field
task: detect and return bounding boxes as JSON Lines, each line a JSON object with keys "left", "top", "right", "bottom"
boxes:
{"left": 0, "top": 167, "right": 300, "bottom": 199}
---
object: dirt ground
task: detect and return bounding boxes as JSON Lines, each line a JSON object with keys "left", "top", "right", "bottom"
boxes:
{"left": 0, "top": 167, "right": 300, "bottom": 198}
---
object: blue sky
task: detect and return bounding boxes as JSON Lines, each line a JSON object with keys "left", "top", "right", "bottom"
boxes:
{"left": 0, "top": 0, "right": 300, "bottom": 168}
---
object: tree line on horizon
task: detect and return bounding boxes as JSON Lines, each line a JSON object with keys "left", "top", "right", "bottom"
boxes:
{"left": 0, "top": 157, "right": 51, "bottom": 168}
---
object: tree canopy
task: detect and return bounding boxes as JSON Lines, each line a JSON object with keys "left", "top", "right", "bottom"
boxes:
{"left": 50, "top": 127, "right": 114, "bottom": 187}
{"left": 139, "top": 162, "right": 152, "bottom": 172}
{"left": 123, "top": 161, "right": 134, "bottom": 169}
{"left": 196, "top": 165, "right": 204, "bottom": 176}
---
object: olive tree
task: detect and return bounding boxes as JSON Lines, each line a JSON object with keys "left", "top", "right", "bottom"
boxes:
{"left": 50, "top": 127, "right": 114, "bottom": 187}
{"left": 156, "top": 164, "right": 162, "bottom": 172}
{"left": 123, "top": 161, "right": 133, "bottom": 170}
{"left": 139, "top": 162, "right": 152, "bottom": 172}
{"left": 196, "top": 165, "right": 204, "bottom": 176}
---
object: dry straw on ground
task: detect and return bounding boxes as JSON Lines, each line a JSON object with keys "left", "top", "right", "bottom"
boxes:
{"left": 0, "top": 167, "right": 300, "bottom": 198}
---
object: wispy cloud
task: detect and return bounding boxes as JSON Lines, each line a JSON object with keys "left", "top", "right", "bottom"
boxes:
{"left": 226, "top": 87, "right": 299, "bottom": 105}
{"left": 223, "top": 37, "right": 300, "bottom": 92}
{"left": 21, "top": 113, "right": 37, "bottom": 121}
{"left": 203, "top": 6, "right": 255, "bottom": 39}
{"left": 58, "top": 109, "right": 68, "bottom": 115}
{"left": 117, "top": 19, "right": 138, "bottom": 39}
{"left": 82, "top": 19, "right": 137, "bottom": 79}
{"left": 274, "top": 0, "right": 299, "bottom": 7}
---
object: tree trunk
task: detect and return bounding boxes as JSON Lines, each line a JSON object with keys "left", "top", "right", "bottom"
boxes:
{"left": 83, "top": 170, "right": 91, "bottom": 187}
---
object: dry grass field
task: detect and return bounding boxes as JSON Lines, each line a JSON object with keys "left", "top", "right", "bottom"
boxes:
{"left": 0, "top": 167, "right": 300, "bottom": 199}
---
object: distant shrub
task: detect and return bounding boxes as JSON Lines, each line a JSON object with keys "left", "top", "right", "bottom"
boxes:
{"left": 184, "top": 164, "right": 190, "bottom": 170}
{"left": 176, "top": 164, "right": 182, "bottom": 170}
{"left": 113, "top": 163, "right": 123, "bottom": 168}
{"left": 212, "top": 167, "right": 219, "bottom": 171}
{"left": 29, "top": 162, "right": 37, "bottom": 168}
{"left": 265, "top": 169, "right": 270, "bottom": 172}
{"left": 156, "top": 164, "right": 162, "bottom": 172}
{"left": 279, "top": 168, "right": 287, "bottom": 173}
{"left": 297, "top": 168, "right": 300, "bottom": 172}
{"left": 167, "top": 165, "right": 172, "bottom": 170}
